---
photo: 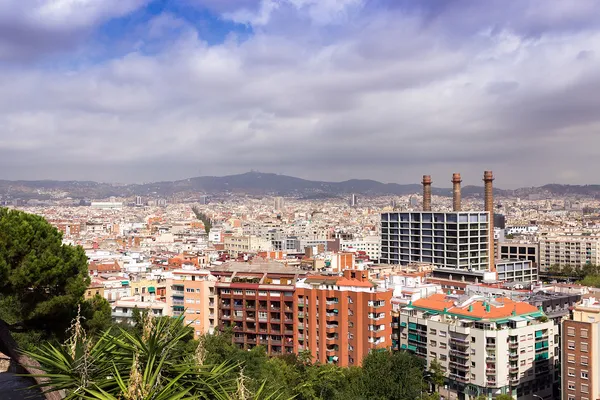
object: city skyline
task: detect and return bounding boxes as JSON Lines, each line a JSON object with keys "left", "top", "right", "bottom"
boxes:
{"left": 2, "top": 1, "right": 600, "bottom": 186}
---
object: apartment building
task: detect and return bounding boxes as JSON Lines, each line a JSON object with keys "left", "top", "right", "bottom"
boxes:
{"left": 339, "top": 235, "right": 381, "bottom": 261}
{"left": 111, "top": 299, "right": 169, "bottom": 325}
{"left": 169, "top": 269, "right": 217, "bottom": 338}
{"left": 562, "top": 297, "right": 600, "bottom": 400}
{"left": 380, "top": 212, "right": 490, "bottom": 270}
{"left": 539, "top": 235, "right": 600, "bottom": 271}
{"left": 212, "top": 260, "right": 307, "bottom": 356}
{"left": 295, "top": 269, "right": 392, "bottom": 366}
{"left": 224, "top": 235, "right": 272, "bottom": 256}
{"left": 397, "top": 293, "right": 556, "bottom": 400}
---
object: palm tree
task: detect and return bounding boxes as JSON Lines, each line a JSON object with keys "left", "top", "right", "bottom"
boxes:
{"left": 23, "top": 312, "right": 285, "bottom": 400}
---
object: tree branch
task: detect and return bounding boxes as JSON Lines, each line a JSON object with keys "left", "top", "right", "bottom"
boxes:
{"left": 0, "top": 319, "right": 63, "bottom": 400}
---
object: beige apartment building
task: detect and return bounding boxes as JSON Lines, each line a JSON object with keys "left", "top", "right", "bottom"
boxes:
{"left": 224, "top": 235, "right": 272, "bottom": 256}
{"left": 562, "top": 297, "right": 600, "bottom": 400}
{"left": 539, "top": 235, "right": 600, "bottom": 271}
{"left": 397, "top": 294, "right": 556, "bottom": 400}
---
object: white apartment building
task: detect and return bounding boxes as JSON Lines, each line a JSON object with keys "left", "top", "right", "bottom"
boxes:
{"left": 496, "top": 260, "right": 538, "bottom": 283}
{"left": 111, "top": 300, "right": 169, "bottom": 325}
{"left": 397, "top": 294, "right": 556, "bottom": 400}
{"left": 340, "top": 235, "right": 381, "bottom": 260}
{"left": 506, "top": 226, "right": 539, "bottom": 235}
{"left": 539, "top": 235, "right": 600, "bottom": 271}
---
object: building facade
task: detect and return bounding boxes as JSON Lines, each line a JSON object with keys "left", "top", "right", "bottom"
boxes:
{"left": 295, "top": 269, "right": 392, "bottom": 366}
{"left": 562, "top": 298, "right": 600, "bottom": 400}
{"left": 380, "top": 211, "right": 490, "bottom": 270}
{"left": 539, "top": 235, "right": 600, "bottom": 271}
{"left": 497, "top": 243, "right": 539, "bottom": 270}
{"left": 169, "top": 270, "right": 217, "bottom": 338}
{"left": 212, "top": 261, "right": 306, "bottom": 356}
{"left": 396, "top": 293, "right": 556, "bottom": 400}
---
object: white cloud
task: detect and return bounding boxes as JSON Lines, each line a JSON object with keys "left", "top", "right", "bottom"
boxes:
{"left": 1, "top": 1, "right": 600, "bottom": 186}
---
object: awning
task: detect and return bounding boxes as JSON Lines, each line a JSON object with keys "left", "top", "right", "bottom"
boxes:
{"left": 148, "top": 287, "right": 156, "bottom": 293}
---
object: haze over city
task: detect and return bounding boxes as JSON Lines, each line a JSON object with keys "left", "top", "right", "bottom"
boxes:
{"left": 1, "top": 0, "right": 600, "bottom": 186}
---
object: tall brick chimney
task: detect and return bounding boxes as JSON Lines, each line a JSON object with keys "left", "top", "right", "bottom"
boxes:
{"left": 422, "top": 175, "right": 432, "bottom": 211}
{"left": 483, "top": 171, "right": 495, "bottom": 271}
{"left": 452, "top": 173, "right": 462, "bottom": 211}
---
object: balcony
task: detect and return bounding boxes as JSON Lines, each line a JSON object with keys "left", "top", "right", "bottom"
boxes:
{"left": 486, "top": 355, "right": 496, "bottom": 362}
{"left": 298, "top": 312, "right": 305, "bottom": 318}
{"left": 233, "top": 336, "right": 245, "bottom": 343}
{"left": 449, "top": 373, "right": 469, "bottom": 384}
{"left": 449, "top": 361, "right": 469, "bottom": 371}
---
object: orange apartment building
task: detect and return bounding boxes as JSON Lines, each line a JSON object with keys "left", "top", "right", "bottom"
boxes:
{"left": 169, "top": 269, "right": 217, "bottom": 338}
{"left": 295, "top": 268, "right": 393, "bottom": 366}
{"left": 211, "top": 260, "right": 307, "bottom": 355}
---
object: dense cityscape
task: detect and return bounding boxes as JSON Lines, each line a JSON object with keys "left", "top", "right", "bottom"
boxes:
{"left": 2, "top": 1, "right": 600, "bottom": 399}
{"left": 2, "top": 169, "right": 600, "bottom": 399}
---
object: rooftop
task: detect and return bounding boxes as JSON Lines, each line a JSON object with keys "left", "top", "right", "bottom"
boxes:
{"left": 411, "top": 293, "right": 542, "bottom": 321}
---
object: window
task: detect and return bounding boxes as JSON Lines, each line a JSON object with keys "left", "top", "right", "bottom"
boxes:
{"left": 439, "top": 331, "right": 447, "bottom": 337}
{"left": 567, "top": 354, "right": 575, "bottom": 363}
{"left": 568, "top": 368, "right": 575, "bottom": 377}
{"left": 440, "top": 342, "right": 447, "bottom": 349}
{"left": 430, "top": 329, "right": 437, "bottom": 335}
{"left": 471, "top": 361, "right": 476, "bottom": 367}
{"left": 430, "top": 341, "right": 437, "bottom": 347}
{"left": 568, "top": 341, "right": 575, "bottom": 350}
{"left": 581, "top": 342, "right": 588, "bottom": 352}
{"left": 567, "top": 327, "right": 575, "bottom": 336}
{"left": 582, "top": 384, "right": 589, "bottom": 394}
{"left": 582, "top": 356, "right": 589, "bottom": 365}
{"left": 568, "top": 382, "right": 575, "bottom": 391}
{"left": 440, "top": 354, "right": 447, "bottom": 361}
{"left": 471, "top": 337, "right": 476, "bottom": 343}
{"left": 582, "top": 371, "right": 589, "bottom": 379}
{"left": 430, "top": 351, "right": 437, "bottom": 357}
{"left": 581, "top": 328, "right": 589, "bottom": 338}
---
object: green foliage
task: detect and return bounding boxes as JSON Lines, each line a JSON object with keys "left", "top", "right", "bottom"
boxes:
{"left": 0, "top": 208, "right": 90, "bottom": 347}
{"left": 80, "top": 295, "right": 113, "bottom": 334}
{"left": 24, "top": 314, "right": 251, "bottom": 400}
{"left": 192, "top": 206, "right": 212, "bottom": 234}
{"left": 495, "top": 395, "right": 514, "bottom": 400}
{"left": 428, "top": 358, "right": 445, "bottom": 389}
{"left": 358, "top": 350, "right": 426, "bottom": 400}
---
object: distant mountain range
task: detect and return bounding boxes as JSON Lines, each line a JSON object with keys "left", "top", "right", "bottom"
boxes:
{"left": 1, "top": 171, "right": 600, "bottom": 200}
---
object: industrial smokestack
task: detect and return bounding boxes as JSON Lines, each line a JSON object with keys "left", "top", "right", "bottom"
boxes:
{"left": 483, "top": 171, "right": 495, "bottom": 271}
{"left": 452, "top": 173, "right": 462, "bottom": 211}
{"left": 422, "top": 175, "right": 432, "bottom": 211}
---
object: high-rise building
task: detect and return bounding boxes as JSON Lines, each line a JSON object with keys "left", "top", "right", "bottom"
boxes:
{"left": 211, "top": 260, "right": 307, "bottom": 356}
{"left": 349, "top": 194, "right": 358, "bottom": 207}
{"left": 295, "top": 269, "right": 392, "bottom": 366}
{"left": 380, "top": 211, "right": 490, "bottom": 270}
{"left": 562, "top": 297, "right": 600, "bottom": 400}
{"left": 397, "top": 293, "right": 556, "bottom": 399}
{"left": 274, "top": 196, "right": 284, "bottom": 211}
{"left": 135, "top": 195, "right": 143, "bottom": 207}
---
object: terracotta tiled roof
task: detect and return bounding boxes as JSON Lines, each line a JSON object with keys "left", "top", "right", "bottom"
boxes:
{"left": 412, "top": 293, "right": 539, "bottom": 320}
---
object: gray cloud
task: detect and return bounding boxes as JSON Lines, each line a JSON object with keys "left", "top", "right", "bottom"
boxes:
{"left": 1, "top": 0, "right": 600, "bottom": 187}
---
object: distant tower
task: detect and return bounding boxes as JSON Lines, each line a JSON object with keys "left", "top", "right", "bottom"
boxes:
{"left": 349, "top": 194, "right": 358, "bottom": 207}
{"left": 135, "top": 196, "right": 143, "bottom": 207}
{"left": 422, "top": 175, "right": 432, "bottom": 211}
{"left": 484, "top": 171, "right": 495, "bottom": 272}
{"left": 199, "top": 195, "right": 210, "bottom": 205}
{"left": 452, "top": 173, "right": 462, "bottom": 211}
{"left": 274, "top": 196, "right": 284, "bottom": 211}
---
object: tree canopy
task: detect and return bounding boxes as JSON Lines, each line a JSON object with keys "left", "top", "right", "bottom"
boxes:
{"left": 0, "top": 208, "right": 90, "bottom": 339}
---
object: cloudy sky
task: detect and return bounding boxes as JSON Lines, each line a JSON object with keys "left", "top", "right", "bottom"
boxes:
{"left": 1, "top": 0, "right": 599, "bottom": 188}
